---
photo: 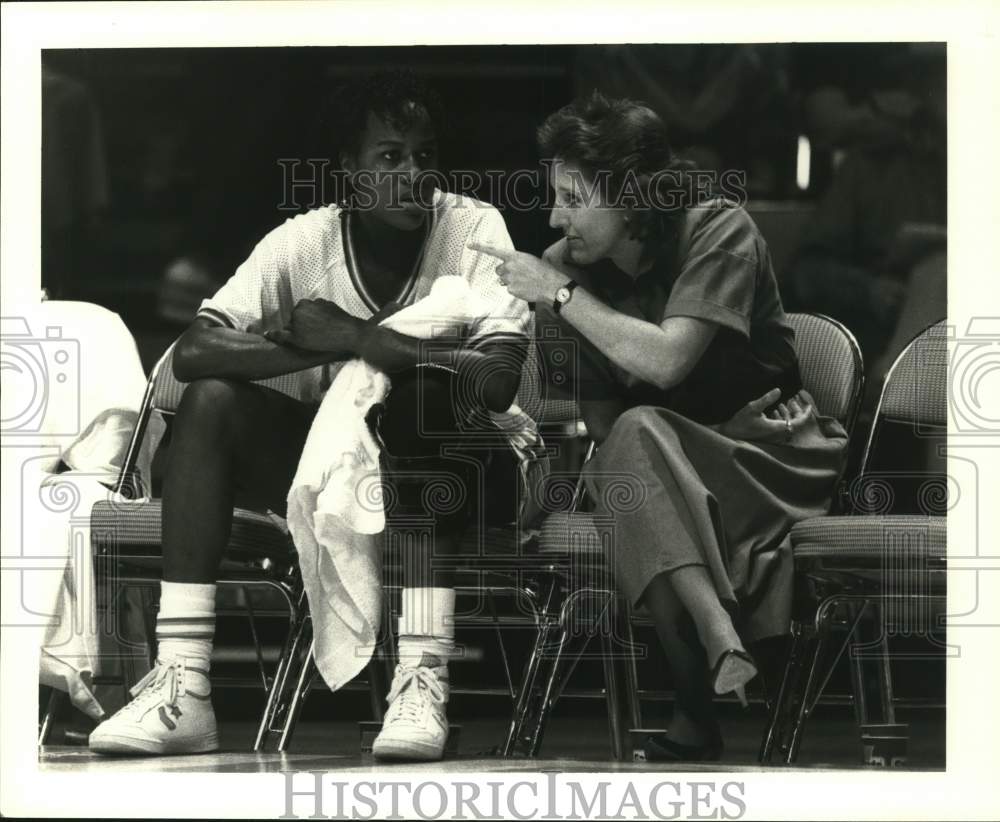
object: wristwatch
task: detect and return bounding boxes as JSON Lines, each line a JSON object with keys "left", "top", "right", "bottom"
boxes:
{"left": 553, "top": 280, "right": 579, "bottom": 315}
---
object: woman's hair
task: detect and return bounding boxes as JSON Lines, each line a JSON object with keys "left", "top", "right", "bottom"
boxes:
{"left": 325, "top": 68, "right": 445, "bottom": 161}
{"left": 537, "top": 91, "right": 701, "bottom": 261}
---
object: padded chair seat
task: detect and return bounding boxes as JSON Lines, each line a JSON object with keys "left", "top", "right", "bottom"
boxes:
{"left": 790, "top": 515, "right": 946, "bottom": 559}
{"left": 91, "top": 499, "right": 295, "bottom": 563}
{"left": 536, "top": 511, "right": 610, "bottom": 556}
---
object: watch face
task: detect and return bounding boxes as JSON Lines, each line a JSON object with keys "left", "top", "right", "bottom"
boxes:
{"left": 556, "top": 287, "right": 571, "bottom": 303}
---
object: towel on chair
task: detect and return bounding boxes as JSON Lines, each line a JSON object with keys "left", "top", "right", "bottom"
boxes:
{"left": 2, "top": 301, "right": 160, "bottom": 720}
{"left": 287, "top": 276, "right": 506, "bottom": 691}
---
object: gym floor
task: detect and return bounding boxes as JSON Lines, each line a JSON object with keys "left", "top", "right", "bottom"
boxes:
{"left": 39, "top": 706, "right": 944, "bottom": 773}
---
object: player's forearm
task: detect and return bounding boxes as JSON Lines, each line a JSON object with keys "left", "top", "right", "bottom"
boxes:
{"left": 559, "top": 289, "right": 696, "bottom": 391}
{"left": 355, "top": 324, "right": 523, "bottom": 413}
{"left": 173, "top": 322, "right": 341, "bottom": 383}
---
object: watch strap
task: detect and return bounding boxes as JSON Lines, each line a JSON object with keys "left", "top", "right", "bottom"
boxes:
{"left": 553, "top": 279, "right": 579, "bottom": 315}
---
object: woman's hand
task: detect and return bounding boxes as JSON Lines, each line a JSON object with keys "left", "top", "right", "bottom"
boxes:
{"left": 718, "top": 388, "right": 816, "bottom": 443}
{"left": 467, "top": 242, "right": 569, "bottom": 304}
{"left": 265, "top": 298, "right": 364, "bottom": 353}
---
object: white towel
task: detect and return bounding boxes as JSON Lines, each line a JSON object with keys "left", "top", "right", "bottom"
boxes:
{"left": 286, "top": 276, "right": 503, "bottom": 691}
{"left": 2, "top": 301, "right": 159, "bottom": 720}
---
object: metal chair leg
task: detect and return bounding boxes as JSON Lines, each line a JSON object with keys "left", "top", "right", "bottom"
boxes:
{"left": 39, "top": 687, "right": 64, "bottom": 746}
{"left": 874, "top": 604, "right": 898, "bottom": 725}
{"left": 487, "top": 588, "right": 517, "bottom": 702}
{"left": 524, "top": 624, "right": 577, "bottom": 757}
{"left": 848, "top": 604, "right": 874, "bottom": 730}
{"left": 849, "top": 601, "right": 897, "bottom": 728}
{"left": 503, "top": 577, "right": 560, "bottom": 756}
{"left": 255, "top": 601, "right": 310, "bottom": 752}
{"left": 253, "top": 606, "right": 304, "bottom": 751}
{"left": 503, "top": 640, "right": 546, "bottom": 755}
{"left": 253, "top": 629, "right": 294, "bottom": 750}
{"left": 521, "top": 592, "right": 596, "bottom": 757}
{"left": 599, "top": 601, "right": 630, "bottom": 761}
{"left": 504, "top": 578, "right": 598, "bottom": 758}
{"left": 278, "top": 640, "right": 319, "bottom": 752}
{"left": 622, "top": 612, "right": 643, "bottom": 732}
{"left": 784, "top": 626, "right": 826, "bottom": 764}
{"left": 367, "top": 622, "right": 392, "bottom": 723}
{"left": 759, "top": 624, "right": 806, "bottom": 763}
{"left": 785, "top": 597, "right": 866, "bottom": 765}
{"left": 241, "top": 586, "right": 269, "bottom": 691}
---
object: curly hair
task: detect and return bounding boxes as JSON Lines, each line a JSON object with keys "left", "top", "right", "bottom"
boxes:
{"left": 325, "top": 68, "right": 445, "bottom": 161}
{"left": 537, "top": 91, "right": 703, "bottom": 262}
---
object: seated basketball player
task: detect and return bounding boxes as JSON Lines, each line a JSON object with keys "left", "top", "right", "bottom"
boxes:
{"left": 89, "top": 70, "right": 533, "bottom": 761}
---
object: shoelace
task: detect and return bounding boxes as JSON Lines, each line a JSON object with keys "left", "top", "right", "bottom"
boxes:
{"left": 386, "top": 665, "right": 445, "bottom": 724}
{"left": 121, "top": 662, "right": 187, "bottom": 714}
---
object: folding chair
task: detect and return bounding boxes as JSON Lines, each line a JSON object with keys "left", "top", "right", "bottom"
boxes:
{"left": 759, "top": 319, "right": 947, "bottom": 764}
{"left": 70, "top": 343, "right": 386, "bottom": 751}
{"left": 260, "top": 322, "right": 590, "bottom": 753}
{"left": 503, "top": 312, "right": 865, "bottom": 759}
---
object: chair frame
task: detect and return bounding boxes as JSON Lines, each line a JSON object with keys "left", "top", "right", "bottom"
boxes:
{"left": 758, "top": 319, "right": 948, "bottom": 765}
{"left": 503, "top": 313, "right": 867, "bottom": 760}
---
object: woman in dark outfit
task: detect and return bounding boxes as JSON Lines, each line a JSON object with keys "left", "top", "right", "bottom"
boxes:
{"left": 471, "top": 92, "right": 848, "bottom": 761}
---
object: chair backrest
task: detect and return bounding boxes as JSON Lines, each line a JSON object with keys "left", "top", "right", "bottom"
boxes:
{"left": 879, "top": 320, "right": 948, "bottom": 427}
{"left": 859, "top": 319, "right": 948, "bottom": 476}
{"left": 787, "top": 312, "right": 865, "bottom": 431}
{"left": 523, "top": 311, "right": 867, "bottom": 431}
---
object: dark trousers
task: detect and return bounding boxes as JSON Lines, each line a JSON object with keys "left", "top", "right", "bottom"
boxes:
{"left": 160, "top": 366, "right": 518, "bottom": 586}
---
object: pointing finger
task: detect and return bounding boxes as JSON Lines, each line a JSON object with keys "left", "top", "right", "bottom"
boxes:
{"left": 467, "top": 241, "right": 514, "bottom": 262}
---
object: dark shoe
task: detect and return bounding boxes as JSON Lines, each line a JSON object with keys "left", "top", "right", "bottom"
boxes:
{"left": 710, "top": 649, "right": 758, "bottom": 707}
{"left": 643, "top": 731, "right": 723, "bottom": 762}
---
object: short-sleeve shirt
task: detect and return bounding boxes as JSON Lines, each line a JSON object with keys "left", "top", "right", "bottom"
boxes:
{"left": 553, "top": 199, "right": 801, "bottom": 425}
{"left": 198, "top": 189, "right": 530, "bottom": 404}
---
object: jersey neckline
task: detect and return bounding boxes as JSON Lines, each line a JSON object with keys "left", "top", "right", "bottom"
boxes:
{"left": 340, "top": 195, "right": 440, "bottom": 314}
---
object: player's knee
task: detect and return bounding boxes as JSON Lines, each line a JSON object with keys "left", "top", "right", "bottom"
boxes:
{"left": 380, "top": 366, "right": 462, "bottom": 456}
{"left": 609, "top": 405, "right": 659, "bottom": 438}
{"left": 175, "top": 378, "right": 248, "bottom": 434}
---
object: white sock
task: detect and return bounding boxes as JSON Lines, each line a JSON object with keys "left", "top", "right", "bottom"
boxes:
{"left": 397, "top": 587, "right": 455, "bottom": 671}
{"left": 156, "top": 581, "right": 216, "bottom": 673}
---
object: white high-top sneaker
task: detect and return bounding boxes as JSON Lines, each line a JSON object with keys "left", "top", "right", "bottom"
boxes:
{"left": 372, "top": 656, "right": 449, "bottom": 761}
{"left": 89, "top": 658, "right": 218, "bottom": 755}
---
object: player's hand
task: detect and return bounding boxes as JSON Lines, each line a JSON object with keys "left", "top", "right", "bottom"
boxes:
{"left": 467, "top": 242, "right": 569, "bottom": 304}
{"left": 717, "top": 388, "right": 815, "bottom": 443}
{"left": 265, "top": 299, "right": 363, "bottom": 353}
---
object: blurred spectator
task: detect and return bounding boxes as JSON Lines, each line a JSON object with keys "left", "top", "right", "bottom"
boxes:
{"left": 156, "top": 256, "right": 221, "bottom": 325}
{"left": 786, "top": 46, "right": 946, "bottom": 371}
{"left": 574, "top": 44, "right": 794, "bottom": 196}
{"left": 42, "top": 63, "right": 110, "bottom": 300}
{"left": 136, "top": 255, "right": 223, "bottom": 371}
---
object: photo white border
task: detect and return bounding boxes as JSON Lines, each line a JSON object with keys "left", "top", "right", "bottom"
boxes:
{"left": 2, "top": 1, "right": 999, "bottom": 818}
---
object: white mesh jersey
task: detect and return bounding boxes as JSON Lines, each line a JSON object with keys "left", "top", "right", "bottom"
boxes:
{"left": 198, "top": 190, "right": 530, "bottom": 404}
